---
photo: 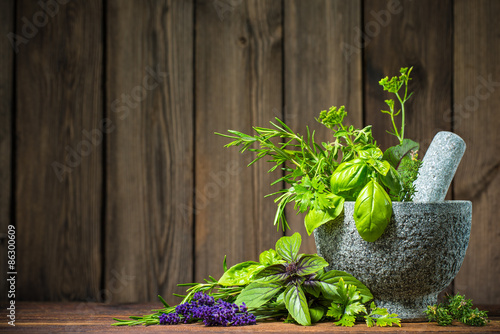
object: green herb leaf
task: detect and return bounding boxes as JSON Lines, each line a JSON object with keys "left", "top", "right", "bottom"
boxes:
{"left": 284, "top": 284, "right": 311, "bottom": 326}
{"left": 235, "top": 281, "right": 282, "bottom": 309}
{"left": 326, "top": 302, "right": 344, "bottom": 320}
{"left": 295, "top": 254, "right": 329, "bottom": 276}
{"left": 335, "top": 315, "right": 356, "bottom": 327}
{"left": 354, "top": 180, "right": 392, "bottom": 242}
{"left": 275, "top": 232, "right": 301, "bottom": 262}
{"left": 309, "top": 306, "right": 326, "bottom": 323}
{"left": 255, "top": 263, "right": 288, "bottom": 282}
{"left": 330, "top": 160, "right": 368, "bottom": 194}
{"left": 259, "top": 248, "right": 283, "bottom": 266}
{"left": 365, "top": 302, "right": 401, "bottom": 327}
{"left": 218, "top": 261, "right": 263, "bottom": 286}
{"left": 318, "top": 270, "right": 373, "bottom": 303}
{"left": 379, "top": 165, "right": 402, "bottom": 199}
{"left": 383, "top": 138, "right": 419, "bottom": 169}
{"left": 304, "top": 200, "right": 344, "bottom": 236}
{"left": 303, "top": 280, "right": 322, "bottom": 298}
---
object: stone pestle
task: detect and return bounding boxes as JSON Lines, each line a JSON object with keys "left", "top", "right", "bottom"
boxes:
{"left": 413, "top": 131, "right": 466, "bottom": 202}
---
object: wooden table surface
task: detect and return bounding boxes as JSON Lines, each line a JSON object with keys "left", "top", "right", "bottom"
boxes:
{"left": 0, "top": 303, "right": 499, "bottom": 333}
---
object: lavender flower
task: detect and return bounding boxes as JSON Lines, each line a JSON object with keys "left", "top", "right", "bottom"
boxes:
{"left": 160, "top": 292, "right": 256, "bottom": 327}
{"left": 159, "top": 312, "right": 180, "bottom": 325}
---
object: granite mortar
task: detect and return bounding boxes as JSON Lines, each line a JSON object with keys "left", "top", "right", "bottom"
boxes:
{"left": 314, "top": 201, "right": 472, "bottom": 320}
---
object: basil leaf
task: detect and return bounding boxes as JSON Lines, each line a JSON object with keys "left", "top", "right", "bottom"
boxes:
{"left": 218, "top": 261, "right": 263, "bottom": 286}
{"left": 259, "top": 249, "right": 283, "bottom": 266}
{"left": 330, "top": 160, "right": 368, "bottom": 194}
{"left": 235, "top": 281, "right": 282, "bottom": 308}
{"left": 379, "top": 165, "right": 402, "bottom": 197}
{"left": 309, "top": 306, "right": 326, "bottom": 323}
{"left": 284, "top": 284, "right": 311, "bottom": 326}
{"left": 367, "top": 159, "right": 390, "bottom": 176}
{"left": 304, "top": 198, "right": 344, "bottom": 236}
{"left": 255, "top": 263, "right": 287, "bottom": 282}
{"left": 296, "top": 254, "right": 329, "bottom": 276}
{"left": 358, "top": 147, "right": 383, "bottom": 160}
{"left": 383, "top": 138, "right": 419, "bottom": 169}
{"left": 319, "top": 270, "right": 373, "bottom": 303}
{"left": 303, "top": 280, "right": 322, "bottom": 298}
{"left": 354, "top": 180, "right": 392, "bottom": 242}
{"left": 275, "top": 232, "right": 301, "bottom": 262}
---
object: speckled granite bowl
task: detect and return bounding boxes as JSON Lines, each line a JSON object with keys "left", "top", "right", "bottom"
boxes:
{"left": 314, "top": 201, "right": 472, "bottom": 320}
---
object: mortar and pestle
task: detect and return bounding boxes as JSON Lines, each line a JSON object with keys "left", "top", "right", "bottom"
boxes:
{"left": 314, "top": 131, "right": 471, "bottom": 320}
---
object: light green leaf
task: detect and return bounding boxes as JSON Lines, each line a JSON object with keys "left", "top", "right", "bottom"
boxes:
{"left": 318, "top": 270, "right": 373, "bottom": 303}
{"left": 275, "top": 232, "right": 301, "bottom": 262}
{"left": 309, "top": 306, "right": 326, "bottom": 323}
{"left": 284, "top": 284, "right": 311, "bottom": 326}
{"left": 218, "top": 261, "right": 263, "bottom": 286}
{"left": 354, "top": 180, "right": 392, "bottom": 242}
{"left": 335, "top": 315, "right": 356, "bottom": 327}
{"left": 235, "top": 281, "right": 282, "bottom": 309}
{"left": 345, "top": 301, "right": 367, "bottom": 316}
{"left": 368, "top": 159, "right": 390, "bottom": 176}
{"left": 304, "top": 197, "right": 344, "bottom": 236}
{"left": 330, "top": 160, "right": 368, "bottom": 194}
{"left": 259, "top": 249, "right": 283, "bottom": 266}
{"left": 326, "top": 303, "right": 344, "bottom": 320}
{"left": 358, "top": 147, "right": 383, "bottom": 160}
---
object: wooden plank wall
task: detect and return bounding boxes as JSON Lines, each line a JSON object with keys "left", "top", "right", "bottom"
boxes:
{"left": 15, "top": 0, "right": 103, "bottom": 301}
{"left": 454, "top": 0, "right": 500, "bottom": 304}
{"left": 0, "top": 0, "right": 14, "bottom": 303}
{"left": 284, "top": 0, "right": 362, "bottom": 253}
{"left": 1, "top": 0, "right": 498, "bottom": 305}
{"left": 106, "top": 0, "right": 194, "bottom": 304}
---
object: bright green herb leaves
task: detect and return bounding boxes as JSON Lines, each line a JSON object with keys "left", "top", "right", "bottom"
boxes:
{"left": 275, "top": 232, "right": 301, "bottom": 262}
{"left": 304, "top": 201, "right": 343, "bottom": 236}
{"left": 327, "top": 278, "right": 401, "bottom": 328}
{"left": 364, "top": 302, "right": 401, "bottom": 327}
{"left": 218, "top": 66, "right": 420, "bottom": 241}
{"left": 354, "top": 180, "right": 392, "bottom": 242}
{"left": 284, "top": 284, "right": 311, "bottom": 326}
{"left": 235, "top": 233, "right": 375, "bottom": 326}
{"left": 235, "top": 281, "right": 282, "bottom": 308}
{"left": 218, "top": 261, "right": 263, "bottom": 286}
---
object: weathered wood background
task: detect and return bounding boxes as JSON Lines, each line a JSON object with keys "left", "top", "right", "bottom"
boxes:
{"left": 0, "top": 0, "right": 499, "bottom": 305}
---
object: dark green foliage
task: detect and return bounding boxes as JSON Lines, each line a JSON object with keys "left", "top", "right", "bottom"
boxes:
{"left": 397, "top": 153, "right": 423, "bottom": 201}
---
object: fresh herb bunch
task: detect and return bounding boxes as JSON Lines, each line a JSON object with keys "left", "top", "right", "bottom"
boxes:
{"left": 113, "top": 233, "right": 400, "bottom": 327}
{"left": 425, "top": 294, "right": 489, "bottom": 327}
{"left": 217, "top": 67, "right": 422, "bottom": 242}
{"left": 326, "top": 281, "right": 400, "bottom": 327}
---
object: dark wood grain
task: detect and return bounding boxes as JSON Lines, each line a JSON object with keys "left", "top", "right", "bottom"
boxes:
{"left": 15, "top": 0, "right": 103, "bottom": 300}
{"left": 364, "top": 0, "right": 452, "bottom": 157}
{"left": 194, "top": 0, "right": 283, "bottom": 283}
{"left": 0, "top": 0, "right": 14, "bottom": 303}
{"left": 284, "top": 0, "right": 363, "bottom": 253}
{"left": 453, "top": 0, "right": 500, "bottom": 304}
{"left": 1, "top": 302, "right": 499, "bottom": 332}
{"left": 106, "top": 0, "right": 194, "bottom": 304}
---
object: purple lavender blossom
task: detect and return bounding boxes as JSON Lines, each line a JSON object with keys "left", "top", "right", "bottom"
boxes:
{"left": 160, "top": 292, "right": 256, "bottom": 327}
{"left": 159, "top": 312, "right": 180, "bottom": 325}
